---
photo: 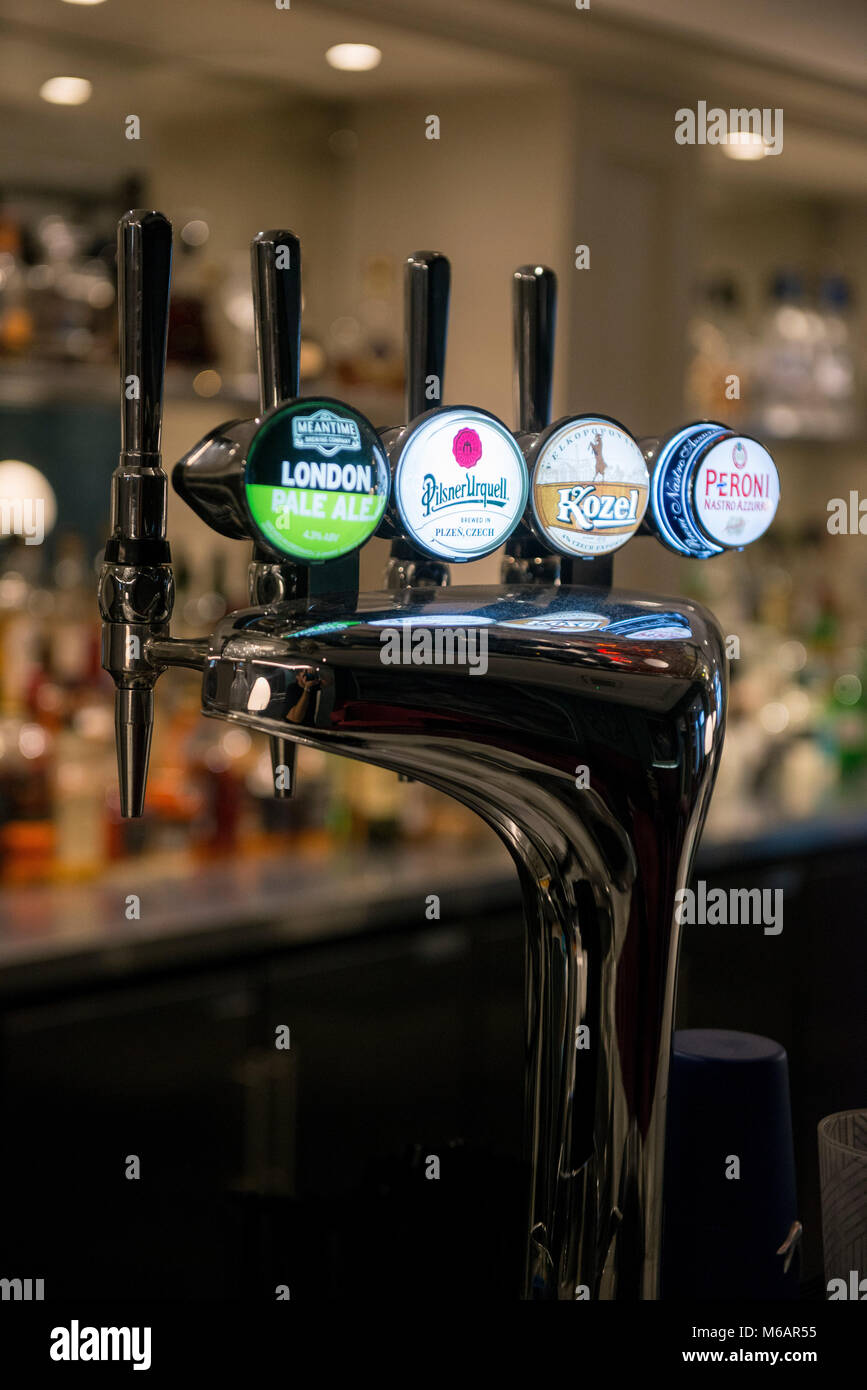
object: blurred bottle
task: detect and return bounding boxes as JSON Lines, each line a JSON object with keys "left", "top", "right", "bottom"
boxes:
{"left": 167, "top": 236, "right": 215, "bottom": 367}
{"left": 186, "top": 718, "right": 251, "bottom": 858}
{"left": 355, "top": 762, "right": 403, "bottom": 846}
{"left": 686, "top": 276, "right": 750, "bottom": 425}
{"left": 0, "top": 715, "right": 54, "bottom": 882}
{"left": 53, "top": 704, "right": 115, "bottom": 879}
{"left": 335, "top": 254, "right": 403, "bottom": 392}
{"left": 813, "top": 276, "right": 857, "bottom": 439}
{"left": 48, "top": 532, "right": 99, "bottom": 691}
{"left": 30, "top": 213, "right": 114, "bottom": 362}
{"left": 822, "top": 660, "right": 867, "bottom": 787}
{"left": 755, "top": 272, "right": 813, "bottom": 437}
{"left": 0, "top": 214, "right": 35, "bottom": 355}
{"left": 0, "top": 543, "right": 45, "bottom": 717}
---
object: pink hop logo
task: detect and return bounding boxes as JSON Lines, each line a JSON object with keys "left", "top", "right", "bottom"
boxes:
{"left": 452, "top": 427, "right": 482, "bottom": 469}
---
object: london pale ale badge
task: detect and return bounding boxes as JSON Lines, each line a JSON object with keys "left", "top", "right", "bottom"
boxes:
{"left": 531, "top": 417, "right": 649, "bottom": 557}
{"left": 244, "top": 397, "right": 390, "bottom": 563}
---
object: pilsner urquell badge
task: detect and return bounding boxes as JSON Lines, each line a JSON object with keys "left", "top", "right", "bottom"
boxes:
{"left": 244, "top": 398, "right": 390, "bottom": 563}
{"left": 394, "top": 406, "right": 528, "bottom": 562}
{"left": 531, "top": 416, "right": 649, "bottom": 557}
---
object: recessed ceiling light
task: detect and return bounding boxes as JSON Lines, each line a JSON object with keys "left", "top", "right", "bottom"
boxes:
{"left": 181, "top": 219, "right": 210, "bottom": 247}
{"left": 722, "top": 131, "right": 767, "bottom": 161}
{"left": 40, "top": 76, "right": 93, "bottom": 106}
{"left": 61, "top": 0, "right": 108, "bottom": 7}
{"left": 193, "top": 369, "right": 222, "bottom": 398}
{"left": 325, "top": 44, "right": 382, "bottom": 72}
{"left": 0, "top": 460, "right": 58, "bottom": 539}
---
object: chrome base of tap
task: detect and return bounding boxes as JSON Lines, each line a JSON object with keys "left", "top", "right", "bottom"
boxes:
{"left": 195, "top": 583, "right": 726, "bottom": 1298}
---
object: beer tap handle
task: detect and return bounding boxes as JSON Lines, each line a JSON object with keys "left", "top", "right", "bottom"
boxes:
{"left": 390, "top": 251, "right": 451, "bottom": 581}
{"left": 404, "top": 250, "right": 450, "bottom": 420}
{"left": 504, "top": 263, "right": 561, "bottom": 579}
{"left": 250, "top": 230, "right": 302, "bottom": 798}
{"left": 513, "top": 263, "right": 556, "bottom": 436}
{"left": 251, "top": 229, "right": 302, "bottom": 410}
{"left": 510, "top": 262, "right": 610, "bottom": 586}
{"left": 100, "top": 210, "right": 174, "bottom": 817}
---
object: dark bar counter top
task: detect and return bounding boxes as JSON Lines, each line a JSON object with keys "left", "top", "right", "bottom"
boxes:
{"left": 0, "top": 840, "right": 520, "bottom": 1000}
{"left": 1, "top": 804, "right": 866, "bottom": 1001}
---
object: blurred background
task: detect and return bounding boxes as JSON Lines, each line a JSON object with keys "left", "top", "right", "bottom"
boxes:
{"left": 0, "top": 0, "right": 865, "bottom": 1300}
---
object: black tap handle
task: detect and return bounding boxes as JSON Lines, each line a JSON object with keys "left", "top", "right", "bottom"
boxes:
{"left": 103, "top": 211, "right": 173, "bottom": 819}
{"left": 404, "top": 251, "right": 450, "bottom": 420}
{"left": 513, "top": 264, "right": 557, "bottom": 434}
{"left": 118, "top": 210, "right": 172, "bottom": 457}
{"left": 251, "top": 230, "right": 302, "bottom": 410}
{"left": 250, "top": 231, "right": 303, "bottom": 803}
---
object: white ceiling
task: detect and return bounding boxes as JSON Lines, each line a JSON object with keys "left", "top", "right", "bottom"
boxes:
{"left": 4, "top": 0, "right": 865, "bottom": 103}
{"left": 588, "top": 0, "right": 867, "bottom": 90}
{"left": 0, "top": 0, "right": 550, "bottom": 110}
{"left": 0, "top": 0, "right": 863, "bottom": 196}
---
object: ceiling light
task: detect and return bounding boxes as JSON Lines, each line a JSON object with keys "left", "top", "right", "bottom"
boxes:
{"left": 181, "top": 219, "right": 210, "bottom": 247}
{"left": 61, "top": 0, "right": 108, "bottom": 7}
{"left": 193, "top": 370, "right": 222, "bottom": 398}
{"left": 40, "top": 76, "right": 93, "bottom": 106}
{"left": 0, "top": 460, "right": 58, "bottom": 539}
{"left": 325, "top": 44, "right": 381, "bottom": 72}
{"left": 722, "top": 131, "right": 767, "bottom": 161}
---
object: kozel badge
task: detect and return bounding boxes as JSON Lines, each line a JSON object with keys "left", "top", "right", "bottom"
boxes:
{"left": 394, "top": 407, "right": 528, "bottom": 562}
{"left": 531, "top": 417, "right": 649, "bottom": 557}
{"left": 244, "top": 398, "right": 390, "bottom": 563}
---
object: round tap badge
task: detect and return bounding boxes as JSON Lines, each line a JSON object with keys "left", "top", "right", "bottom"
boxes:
{"left": 530, "top": 416, "right": 649, "bottom": 557}
{"left": 648, "top": 422, "right": 728, "bottom": 557}
{"left": 693, "top": 436, "right": 780, "bottom": 548}
{"left": 244, "top": 398, "right": 390, "bottom": 563}
{"left": 393, "top": 406, "right": 528, "bottom": 562}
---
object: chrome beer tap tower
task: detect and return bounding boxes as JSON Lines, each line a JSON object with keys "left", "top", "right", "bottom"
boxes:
{"left": 100, "top": 211, "right": 780, "bottom": 1299}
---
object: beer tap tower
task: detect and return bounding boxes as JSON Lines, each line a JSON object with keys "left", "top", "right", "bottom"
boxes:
{"left": 101, "top": 211, "right": 780, "bottom": 1299}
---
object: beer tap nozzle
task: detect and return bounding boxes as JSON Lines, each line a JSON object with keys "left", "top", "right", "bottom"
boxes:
{"left": 99, "top": 210, "right": 174, "bottom": 818}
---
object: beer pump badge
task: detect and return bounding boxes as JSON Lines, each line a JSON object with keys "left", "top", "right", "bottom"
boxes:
{"left": 244, "top": 399, "right": 389, "bottom": 563}
{"left": 693, "top": 436, "right": 780, "bottom": 547}
{"left": 531, "top": 417, "right": 649, "bottom": 557}
{"left": 394, "top": 408, "right": 528, "bottom": 561}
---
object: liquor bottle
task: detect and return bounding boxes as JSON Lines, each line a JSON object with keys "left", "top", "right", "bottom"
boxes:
{"left": 686, "top": 276, "right": 750, "bottom": 426}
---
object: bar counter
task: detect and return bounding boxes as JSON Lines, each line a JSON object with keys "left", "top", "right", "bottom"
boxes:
{"left": 0, "top": 805, "right": 865, "bottom": 1291}
{"left": 1, "top": 804, "right": 865, "bottom": 997}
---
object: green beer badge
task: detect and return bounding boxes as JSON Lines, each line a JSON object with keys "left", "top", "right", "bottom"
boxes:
{"left": 244, "top": 398, "right": 390, "bottom": 563}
